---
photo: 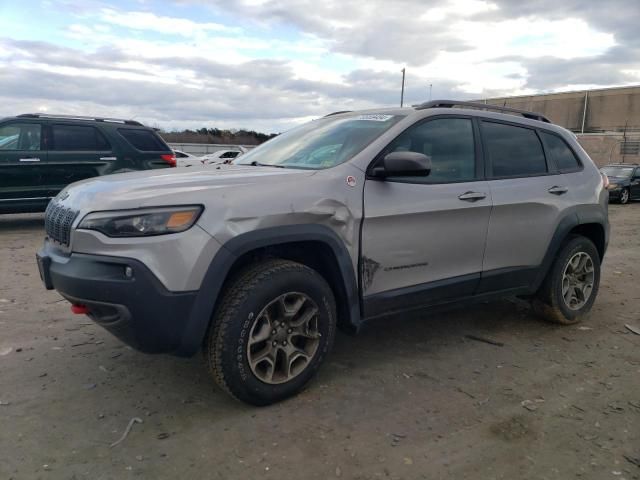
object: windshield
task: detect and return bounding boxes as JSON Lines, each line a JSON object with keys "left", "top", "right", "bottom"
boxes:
{"left": 601, "top": 166, "right": 634, "bottom": 177}
{"left": 234, "top": 113, "right": 403, "bottom": 169}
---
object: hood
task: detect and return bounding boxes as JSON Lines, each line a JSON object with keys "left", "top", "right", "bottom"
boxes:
{"left": 57, "top": 165, "right": 314, "bottom": 212}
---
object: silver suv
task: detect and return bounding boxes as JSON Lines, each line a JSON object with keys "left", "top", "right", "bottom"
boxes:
{"left": 37, "top": 101, "right": 609, "bottom": 405}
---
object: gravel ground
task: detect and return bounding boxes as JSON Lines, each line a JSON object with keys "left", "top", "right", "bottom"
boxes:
{"left": 0, "top": 205, "right": 639, "bottom": 480}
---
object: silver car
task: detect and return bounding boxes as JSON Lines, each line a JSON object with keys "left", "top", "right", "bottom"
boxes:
{"left": 37, "top": 101, "right": 609, "bottom": 405}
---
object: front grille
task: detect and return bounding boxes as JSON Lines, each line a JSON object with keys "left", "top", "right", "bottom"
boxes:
{"left": 45, "top": 202, "right": 79, "bottom": 246}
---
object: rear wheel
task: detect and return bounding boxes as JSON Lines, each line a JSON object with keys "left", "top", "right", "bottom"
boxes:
{"left": 619, "top": 188, "right": 630, "bottom": 205}
{"left": 204, "top": 259, "right": 336, "bottom": 405}
{"left": 533, "top": 236, "right": 600, "bottom": 325}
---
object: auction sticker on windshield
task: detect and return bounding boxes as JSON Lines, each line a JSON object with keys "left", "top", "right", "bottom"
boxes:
{"left": 354, "top": 114, "right": 394, "bottom": 122}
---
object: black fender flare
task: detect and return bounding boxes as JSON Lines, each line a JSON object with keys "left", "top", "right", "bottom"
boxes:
{"left": 532, "top": 205, "right": 608, "bottom": 291}
{"left": 175, "top": 224, "right": 361, "bottom": 356}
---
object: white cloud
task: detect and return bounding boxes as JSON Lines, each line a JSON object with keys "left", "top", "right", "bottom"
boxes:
{"left": 1, "top": 0, "right": 638, "bottom": 131}
{"left": 288, "top": 60, "right": 345, "bottom": 84}
{"left": 99, "top": 8, "right": 236, "bottom": 37}
{"left": 420, "top": 0, "right": 498, "bottom": 22}
{"left": 454, "top": 17, "right": 616, "bottom": 60}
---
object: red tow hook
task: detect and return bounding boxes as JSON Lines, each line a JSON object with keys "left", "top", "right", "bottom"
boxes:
{"left": 71, "top": 304, "right": 89, "bottom": 315}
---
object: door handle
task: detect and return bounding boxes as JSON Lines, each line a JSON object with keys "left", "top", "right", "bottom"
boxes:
{"left": 548, "top": 186, "right": 568, "bottom": 195}
{"left": 19, "top": 157, "right": 41, "bottom": 162}
{"left": 99, "top": 156, "right": 117, "bottom": 161}
{"left": 458, "top": 191, "right": 487, "bottom": 202}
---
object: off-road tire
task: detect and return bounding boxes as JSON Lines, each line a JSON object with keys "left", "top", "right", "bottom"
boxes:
{"left": 533, "top": 235, "right": 600, "bottom": 325}
{"left": 204, "top": 259, "right": 336, "bottom": 405}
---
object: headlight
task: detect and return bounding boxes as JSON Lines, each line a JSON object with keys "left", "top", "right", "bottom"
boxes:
{"left": 607, "top": 183, "right": 620, "bottom": 190}
{"left": 78, "top": 206, "right": 203, "bottom": 237}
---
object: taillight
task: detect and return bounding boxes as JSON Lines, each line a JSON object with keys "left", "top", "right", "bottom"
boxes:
{"left": 71, "top": 304, "right": 89, "bottom": 314}
{"left": 601, "top": 172, "right": 609, "bottom": 188}
{"left": 161, "top": 154, "right": 176, "bottom": 167}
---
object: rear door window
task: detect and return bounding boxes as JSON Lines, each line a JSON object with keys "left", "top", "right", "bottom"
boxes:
{"left": 540, "top": 131, "right": 581, "bottom": 172}
{"left": 52, "top": 125, "right": 110, "bottom": 151}
{"left": 0, "top": 123, "right": 42, "bottom": 151}
{"left": 118, "top": 129, "right": 168, "bottom": 151}
{"left": 482, "top": 121, "right": 547, "bottom": 178}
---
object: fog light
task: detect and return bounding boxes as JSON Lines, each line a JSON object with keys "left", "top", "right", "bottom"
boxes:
{"left": 124, "top": 266, "right": 133, "bottom": 278}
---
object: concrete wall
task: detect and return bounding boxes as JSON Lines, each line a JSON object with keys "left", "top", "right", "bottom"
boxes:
{"left": 485, "top": 85, "right": 640, "bottom": 133}
{"left": 577, "top": 134, "right": 640, "bottom": 167}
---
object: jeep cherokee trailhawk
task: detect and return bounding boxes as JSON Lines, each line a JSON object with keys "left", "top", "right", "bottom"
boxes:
{"left": 37, "top": 101, "right": 609, "bottom": 405}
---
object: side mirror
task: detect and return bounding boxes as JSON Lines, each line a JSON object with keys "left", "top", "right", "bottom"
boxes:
{"left": 371, "top": 151, "right": 431, "bottom": 178}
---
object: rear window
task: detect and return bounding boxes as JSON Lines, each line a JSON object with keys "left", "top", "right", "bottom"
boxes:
{"left": 52, "top": 125, "right": 110, "bottom": 151}
{"left": 483, "top": 121, "right": 547, "bottom": 177}
{"left": 118, "top": 129, "right": 169, "bottom": 151}
{"left": 540, "top": 131, "right": 581, "bottom": 171}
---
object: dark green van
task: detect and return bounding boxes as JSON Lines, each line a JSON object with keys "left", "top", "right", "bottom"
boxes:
{"left": 0, "top": 114, "right": 176, "bottom": 214}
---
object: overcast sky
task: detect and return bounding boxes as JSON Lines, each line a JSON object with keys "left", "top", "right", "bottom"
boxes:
{"left": 0, "top": 0, "right": 638, "bottom": 132}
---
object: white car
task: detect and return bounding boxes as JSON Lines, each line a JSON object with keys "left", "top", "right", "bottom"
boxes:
{"left": 199, "top": 148, "right": 247, "bottom": 165}
{"left": 173, "top": 149, "right": 201, "bottom": 167}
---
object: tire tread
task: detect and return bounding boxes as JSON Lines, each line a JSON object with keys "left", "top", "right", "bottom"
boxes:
{"left": 534, "top": 234, "right": 600, "bottom": 325}
{"left": 204, "top": 259, "right": 329, "bottom": 403}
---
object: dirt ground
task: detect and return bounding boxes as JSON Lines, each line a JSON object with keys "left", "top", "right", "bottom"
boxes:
{"left": 0, "top": 205, "right": 639, "bottom": 480}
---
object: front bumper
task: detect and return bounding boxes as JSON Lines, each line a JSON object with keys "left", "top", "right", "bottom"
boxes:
{"left": 607, "top": 187, "right": 622, "bottom": 200}
{"left": 607, "top": 184, "right": 627, "bottom": 200}
{"left": 37, "top": 249, "right": 197, "bottom": 354}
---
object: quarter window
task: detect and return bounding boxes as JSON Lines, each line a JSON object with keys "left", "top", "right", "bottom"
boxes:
{"left": 540, "top": 131, "right": 581, "bottom": 171}
{"left": 483, "top": 122, "right": 547, "bottom": 177}
{"left": 0, "top": 123, "right": 41, "bottom": 151}
{"left": 385, "top": 118, "right": 476, "bottom": 183}
{"left": 52, "top": 125, "right": 110, "bottom": 151}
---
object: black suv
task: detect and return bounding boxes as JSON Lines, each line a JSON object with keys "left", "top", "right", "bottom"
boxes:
{"left": 0, "top": 114, "right": 175, "bottom": 214}
{"left": 601, "top": 164, "right": 640, "bottom": 204}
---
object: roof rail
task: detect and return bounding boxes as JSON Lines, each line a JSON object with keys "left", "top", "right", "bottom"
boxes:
{"left": 413, "top": 100, "right": 551, "bottom": 123}
{"left": 324, "top": 110, "right": 352, "bottom": 117}
{"left": 17, "top": 113, "right": 144, "bottom": 126}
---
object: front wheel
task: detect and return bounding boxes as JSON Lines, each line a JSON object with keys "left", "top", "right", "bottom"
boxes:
{"left": 533, "top": 236, "right": 600, "bottom": 325}
{"left": 619, "top": 188, "right": 630, "bottom": 205}
{"left": 204, "top": 259, "right": 336, "bottom": 405}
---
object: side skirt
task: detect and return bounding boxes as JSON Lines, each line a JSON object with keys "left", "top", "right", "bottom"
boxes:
{"left": 362, "top": 267, "right": 540, "bottom": 321}
{"left": 362, "top": 273, "right": 479, "bottom": 320}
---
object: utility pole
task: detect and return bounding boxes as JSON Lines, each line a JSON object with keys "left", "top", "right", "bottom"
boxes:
{"left": 429, "top": 84, "right": 433, "bottom": 101}
{"left": 400, "top": 68, "right": 406, "bottom": 107}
